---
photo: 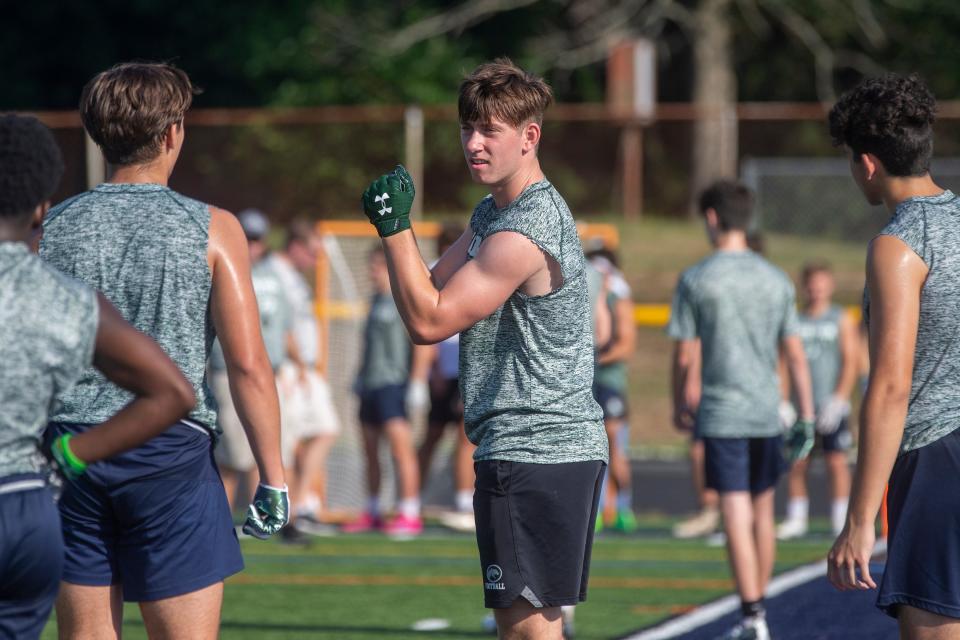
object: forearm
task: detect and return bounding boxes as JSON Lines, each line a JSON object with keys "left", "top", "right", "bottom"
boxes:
{"left": 229, "top": 365, "right": 285, "bottom": 486}
{"left": 382, "top": 231, "right": 443, "bottom": 343}
{"left": 69, "top": 390, "right": 191, "bottom": 463}
{"left": 786, "top": 352, "right": 816, "bottom": 419}
{"left": 848, "top": 388, "right": 907, "bottom": 526}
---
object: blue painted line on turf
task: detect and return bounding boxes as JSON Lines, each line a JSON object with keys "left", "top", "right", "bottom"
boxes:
{"left": 621, "top": 561, "right": 896, "bottom": 639}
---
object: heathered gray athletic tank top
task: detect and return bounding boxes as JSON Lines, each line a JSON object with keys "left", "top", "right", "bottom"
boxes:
{"left": 41, "top": 183, "right": 216, "bottom": 431}
{"left": 459, "top": 180, "right": 607, "bottom": 464}
{"left": 795, "top": 305, "right": 843, "bottom": 411}
{"left": 0, "top": 244, "right": 98, "bottom": 477}
{"left": 865, "top": 190, "right": 960, "bottom": 452}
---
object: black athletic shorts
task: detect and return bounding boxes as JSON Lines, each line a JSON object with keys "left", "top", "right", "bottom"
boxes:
{"left": 428, "top": 378, "right": 463, "bottom": 427}
{"left": 474, "top": 459, "right": 605, "bottom": 609}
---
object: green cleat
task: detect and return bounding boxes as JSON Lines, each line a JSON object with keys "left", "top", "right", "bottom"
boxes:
{"left": 613, "top": 510, "right": 638, "bottom": 533}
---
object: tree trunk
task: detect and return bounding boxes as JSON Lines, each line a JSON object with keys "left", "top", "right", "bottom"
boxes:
{"left": 689, "top": 0, "right": 738, "bottom": 215}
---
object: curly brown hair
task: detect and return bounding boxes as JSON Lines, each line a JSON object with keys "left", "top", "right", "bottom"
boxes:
{"left": 0, "top": 114, "right": 63, "bottom": 219}
{"left": 828, "top": 74, "right": 936, "bottom": 177}
{"left": 81, "top": 62, "right": 199, "bottom": 166}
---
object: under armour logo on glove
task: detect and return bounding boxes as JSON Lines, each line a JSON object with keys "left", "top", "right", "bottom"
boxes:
{"left": 361, "top": 165, "right": 416, "bottom": 237}
{"left": 375, "top": 193, "right": 392, "bottom": 216}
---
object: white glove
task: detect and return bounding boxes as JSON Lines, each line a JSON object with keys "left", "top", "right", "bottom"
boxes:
{"left": 406, "top": 380, "right": 430, "bottom": 414}
{"left": 778, "top": 401, "right": 798, "bottom": 432}
{"left": 816, "top": 395, "right": 851, "bottom": 435}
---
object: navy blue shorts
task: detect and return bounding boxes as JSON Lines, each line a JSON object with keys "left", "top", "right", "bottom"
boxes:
{"left": 51, "top": 421, "right": 244, "bottom": 602}
{"left": 819, "top": 418, "right": 853, "bottom": 453}
{"left": 593, "top": 384, "right": 628, "bottom": 420}
{"left": 878, "top": 428, "right": 960, "bottom": 619}
{"left": 358, "top": 384, "right": 407, "bottom": 425}
{"left": 0, "top": 475, "right": 62, "bottom": 640}
{"left": 704, "top": 436, "right": 784, "bottom": 495}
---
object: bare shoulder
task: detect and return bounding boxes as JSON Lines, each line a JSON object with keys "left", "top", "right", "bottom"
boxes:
{"left": 207, "top": 206, "right": 246, "bottom": 269}
{"left": 477, "top": 230, "right": 546, "bottom": 267}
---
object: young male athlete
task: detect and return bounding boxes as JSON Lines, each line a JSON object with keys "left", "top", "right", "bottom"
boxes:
{"left": 360, "top": 59, "right": 607, "bottom": 639}
{"left": 40, "top": 62, "right": 287, "bottom": 639}
{"left": 270, "top": 220, "right": 340, "bottom": 532}
{"left": 669, "top": 181, "right": 815, "bottom": 640}
{"left": 588, "top": 248, "right": 637, "bottom": 533}
{"left": 777, "top": 262, "right": 857, "bottom": 539}
{"left": 0, "top": 114, "right": 195, "bottom": 640}
{"left": 827, "top": 74, "right": 960, "bottom": 638}
{"left": 344, "top": 245, "right": 422, "bottom": 536}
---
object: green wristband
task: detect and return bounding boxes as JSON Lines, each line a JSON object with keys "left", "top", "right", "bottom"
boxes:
{"left": 57, "top": 434, "right": 88, "bottom": 475}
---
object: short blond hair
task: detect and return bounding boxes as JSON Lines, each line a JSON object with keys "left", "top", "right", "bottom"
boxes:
{"left": 458, "top": 58, "right": 553, "bottom": 128}
{"left": 80, "top": 62, "right": 198, "bottom": 165}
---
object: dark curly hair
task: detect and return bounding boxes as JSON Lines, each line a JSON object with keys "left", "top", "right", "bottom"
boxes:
{"left": 0, "top": 114, "right": 64, "bottom": 220}
{"left": 828, "top": 74, "right": 936, "bottom": 177}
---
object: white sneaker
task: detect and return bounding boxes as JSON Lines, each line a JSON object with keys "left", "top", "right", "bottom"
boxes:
{"left": 776, "top": 518, "right": 808, "bottom": 540}
{"left": 673, "top": 508, "right": 721, "bottom": 538}
{"left": 715, "top": 616, "right": 770, "bottom": 640}
{"left": 439, "top": 510, "right": 476, "bottom": 532}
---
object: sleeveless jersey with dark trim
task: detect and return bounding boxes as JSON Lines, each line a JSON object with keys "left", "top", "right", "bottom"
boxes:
{"left": 41, "top": 183, "right": 217, "bottom": 431}
{"left": 459, "top": 180, "right": 607, "bottom": 464}
{"left": 863, "top": 190, "right": 960, "bottom": 453}
{"left": 0, "top": 244, "right": 98, "bottom": 476}
{"left": 793, "top": 305, "right": 843, "bottom": 412}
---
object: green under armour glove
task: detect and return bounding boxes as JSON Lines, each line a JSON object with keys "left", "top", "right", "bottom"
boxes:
{"left": 361, "top": 165, "right": 415, "bottom": 237}
{"left": 784, "top": 418, "right": 815, "bottom": 464}
{"left": 49, "top": 434, "right": 88, "bottom": 482}
{"left": 242, "top": 483, "right": 290, "bottom": 540}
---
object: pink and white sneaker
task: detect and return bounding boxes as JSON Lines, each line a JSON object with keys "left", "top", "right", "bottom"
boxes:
{"left": 383, "top": 514, "right": 423, "bottom": 538}
{"left": 341, "top": 512, "right": 382, "bottom": 533}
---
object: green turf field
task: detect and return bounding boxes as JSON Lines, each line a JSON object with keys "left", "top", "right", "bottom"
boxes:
{"left": 41, "top": 523, "right": 832, "bottom": 639}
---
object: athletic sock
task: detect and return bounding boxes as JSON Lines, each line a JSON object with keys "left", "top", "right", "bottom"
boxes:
{"left": 367, "top": 496, "right": 381, "bottom": 518}
{"left": 741, "top": 599, "right": 765, "bottom": 620}
{"left": 398, "top": 497, "right": 421, "bottom": 519}
{"left": 296, "top": 493, "right": 321, "bottom": 519}
{"left": 616, "top": 490, "right": 632, "bottom": 513}
{"left": 455, "top": 489, "right": 474, "bottom": 513}
{"left": 786, "top": 497, "right": 809, "bottom": 524}
{"left": 832, "top": 497, "right": 849, "bottom": 534}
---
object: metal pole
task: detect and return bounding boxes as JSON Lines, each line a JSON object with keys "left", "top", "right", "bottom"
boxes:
{"left": 621, "top": 124, "right": 643, "bottom": 219}
{"left": 404, "top": 105, "right": 424, "bottom": 218}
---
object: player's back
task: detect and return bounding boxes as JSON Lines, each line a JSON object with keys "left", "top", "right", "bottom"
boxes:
{"left": 40, "top": 184, "right": 214, "bottom": 430}
{"left": 870, "top": 190, "right": 960, "bottom": 451}
{"left": 0, "top": 243, "right": 97, "bottom": 478}
{"left": 675, "top": 250, "right": 796, "bottom": 438}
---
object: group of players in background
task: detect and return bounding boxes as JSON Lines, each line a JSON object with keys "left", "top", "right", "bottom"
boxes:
{"left": 1, "top": 55, "right": 957, "bottom": 640}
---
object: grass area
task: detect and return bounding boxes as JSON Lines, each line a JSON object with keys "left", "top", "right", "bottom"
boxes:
{"left": 577, "top": 216, "right": 868, "bottom": 453}
{"left": 41, "top": 525, "right": 832, "bottom": 640}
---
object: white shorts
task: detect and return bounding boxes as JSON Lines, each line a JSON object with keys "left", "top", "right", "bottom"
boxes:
{"left": 277, "top": 363, "right": 341, "bottom": 465}
{"left": 211, "top": 369, "right": 256, "bottom": 471}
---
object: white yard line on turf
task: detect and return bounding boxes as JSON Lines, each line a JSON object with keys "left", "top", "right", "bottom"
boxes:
{"left": 623, "top": 561, "right": 827, "bottom": 640}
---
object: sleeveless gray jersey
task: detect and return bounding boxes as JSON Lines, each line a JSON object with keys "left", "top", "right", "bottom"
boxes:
{"left": 864, "top": 190, "right": 960, "bottom": 453}
{"left": 41, "top": 183, "right": 216, "bottom": 431}
{"left": 0, "top": 244, "right": 98, "bottom": 477}
{"left": 459, "top": 180, "right": 607, "bottom": 464}
{"left": 668, "top": 250, "right": 798, "bottom": 438}
{"left": 794, "top": 305, "right": 843, "bottom": 411}
{"left": 357, "top": 292, "right": 410, "bottom": 390}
